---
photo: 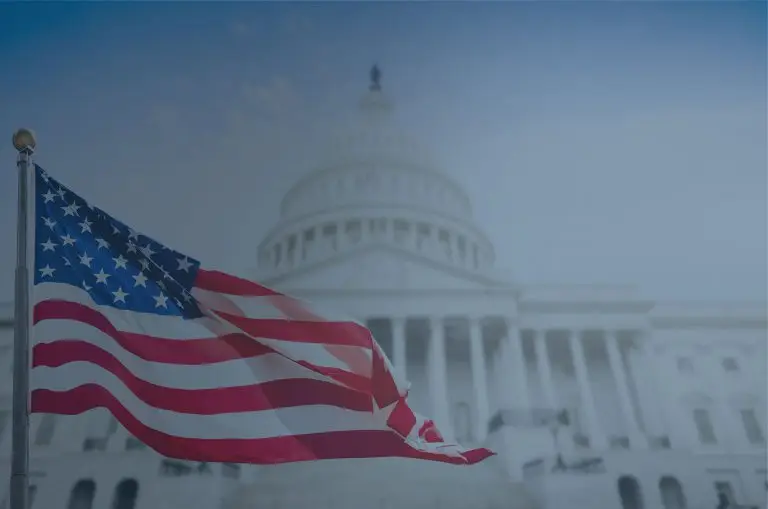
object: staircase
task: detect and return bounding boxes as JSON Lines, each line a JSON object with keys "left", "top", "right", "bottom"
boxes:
{"left": 224, "top": 455, "right": 539, "bottom": 509}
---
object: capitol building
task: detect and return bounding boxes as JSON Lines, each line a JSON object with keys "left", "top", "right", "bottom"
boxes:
{"left": 0, "top": 70, "right": 766, "bottom": 509}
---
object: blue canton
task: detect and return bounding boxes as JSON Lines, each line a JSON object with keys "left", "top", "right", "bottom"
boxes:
{"left": 34, "top": 165, "right": 203, "bottom": 319}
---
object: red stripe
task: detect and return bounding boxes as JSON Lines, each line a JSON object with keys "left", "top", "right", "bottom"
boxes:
{"left": 214, "top": 309, "right": 372, "bottom": 348}
{"left": 195, "top": 269, "right": 279, "bottom": 297}
{"left": 31, "top": 387, "right": 493, "bottom": 465}
{"left": 33, "top": 342, "right": 373, "bottom": 414}
{"left": 34, "top": 300, "right": 272, "bottom": 365}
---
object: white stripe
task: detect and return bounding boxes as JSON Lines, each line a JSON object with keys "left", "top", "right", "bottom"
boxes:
{"left": 31, "top": 364, "right": 388, "bottom": 440}
{"left": 33, "top": 319, "right": 341, "bottom": 390}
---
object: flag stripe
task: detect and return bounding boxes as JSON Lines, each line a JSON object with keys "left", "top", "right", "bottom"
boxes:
{"left": 32, "top": 387, "right": 487, "bottom": 465}
{"left": 31, "top": 365, "right": 383, "bottom": 440}
{"left": 194, "top": 268, "right": 279, "bottom": 297}
{"left": 34, "top": 304, "right": 272, "bottom": 365}
{"left": 34, "top": 343, "right": 371, "bottom": 414}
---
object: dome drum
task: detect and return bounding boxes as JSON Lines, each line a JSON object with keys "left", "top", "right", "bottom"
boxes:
{"left": 257, "top": 210, "right": 495, "bottom": 274}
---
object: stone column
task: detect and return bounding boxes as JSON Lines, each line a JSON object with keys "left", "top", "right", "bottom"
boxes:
{"left": 505, "top": 318, "right": 530, "bottom": 412}
{"left": 428, "top": 316, "right": 452, "bottom": 437}
{"left": 533, "top": 329, "right": 558, "bottom": 410}
{"left": 568, "top": 331, "right": 606, "bottom": 449}
{"left": 391, "top": 317, "right": 407, "bottom": 382}
{"left": 605, "top": 330, "right": 645, "bottom": 448}
{"left": 469, "top": 317, "right": 491, "bottom": 441}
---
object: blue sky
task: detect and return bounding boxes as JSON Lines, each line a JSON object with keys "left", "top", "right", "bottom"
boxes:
{"left": 0, "top": 2, "right": 765, "bottom": 302}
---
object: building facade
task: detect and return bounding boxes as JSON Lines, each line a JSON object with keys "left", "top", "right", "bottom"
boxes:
{"left": 0, "top": 72, "right": 766, "bottom": 509}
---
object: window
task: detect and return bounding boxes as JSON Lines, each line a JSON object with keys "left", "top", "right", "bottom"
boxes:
{"left": 740, "top": 409, "right": 765, "bottom": 444}
{"left": 692, "top": 408, "right": 717, "bottom": 444}
{"left": 676, "top": 357, "right": 694, "bottom": 374}
{"left": 67, "top": 479, "right": 96, "bottom": 509}
{"left": 34, "top": 414, "right": 56, "bottom": 446}
{"left": 659, "top": 476, "right": 688, "bottom": 509}
{"left": 722, "top": 357, "right": 739, "bottom": 372}
{"left": 714, "top": 481, "right": 736, "bottom": 504}
{"left": 111, "top": 479, "right": 138, "bottom": 509}
{"left": 617, "top": 476, "right": 644, "bottom": 509}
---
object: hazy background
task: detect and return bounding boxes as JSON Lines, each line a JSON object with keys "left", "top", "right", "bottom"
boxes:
{"left": 0, "top": 1, "right": 765, "bottom": 303}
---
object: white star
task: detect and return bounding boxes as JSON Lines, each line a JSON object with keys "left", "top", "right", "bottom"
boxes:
{"left": 140, "top": 244, "right": 155, "bottom": 258}
{"left": 40, "top": 239, "right": 57, "bottom": 252}
{"left": 160, "top": 266, "right": 172, "bottom": 280}
{"left": 139, "top": 258, "right": 151, "bottom": 271}
{"left": 42, "top": 190, "right": 56, "bottom": 203}
{"left": 177, "top": 257, "right": 193, "bottom": 272}
{"left": 79, "top": 252, "right": 94, "bottom": 268}
{"left": 153, "top": 293, "right": 169, "bottom": 308}
{"left": 38, "top": 265, "right": 55, "bottom": 278}
{"left": 95, "top": 238, "right": 110, "bottom": 250}
{"left": 157, "top": 281, "right": 166, "bottom": 291}
{"left": 61, "top": 234, "right": 76, "bottom": 247}
{"left": 43, "top": 217, "right": 56, "bottom": 230}
{"left": 40, "top": 172, "right": 50, "bottom": 183}
{"left": 112, "top": 287, "right": 129, "bottom": 304}
{"left": 128, "top": 229, "right": 139, "bottom": 241}
{"left": 113, "top": 255, "right": 128, "bottom": 270}
{"left": 132, "top": 272, "right": 148, "bottom": 288}
{"left": 82, "top": 280, "right": 92, "bottom": 291}
{"left": 62, "top": 202, "right": 81, "bottom": 217}
{"left": 62, "top": 257, "right": 72, "bottom": 266}
{"left": 78, "top": 218, "right": 93, "bottom": 234}
{"left": 126, "top": 241, "right": 137, "bottom": 253}
{"left": 111, "top": 224, "right": 121, "bottom": 235}
{"left": 56, "top": 188, "right": 66, "bottom": 199}
{"left": 181, "top": 292, "right": 192, "bottom": 302}
{"left": 94, "top": 269, "right": 110, "bottom": 285}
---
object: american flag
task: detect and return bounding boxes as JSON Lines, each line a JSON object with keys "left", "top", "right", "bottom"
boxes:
{"left": 31, "top": 165, "right": 494, "bottom": 465}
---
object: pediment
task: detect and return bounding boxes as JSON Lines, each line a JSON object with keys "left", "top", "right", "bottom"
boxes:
{"left": 261, "top": 244, "right": 509, "bottom": 292}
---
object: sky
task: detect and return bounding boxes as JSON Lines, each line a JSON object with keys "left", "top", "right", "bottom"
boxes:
{"left": 0, "top": 1, "right": 765, "bottom": 303}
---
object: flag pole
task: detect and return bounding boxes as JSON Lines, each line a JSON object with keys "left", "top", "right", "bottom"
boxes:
{"left": 10, "top": 128, "right": 36, "bottom": 509}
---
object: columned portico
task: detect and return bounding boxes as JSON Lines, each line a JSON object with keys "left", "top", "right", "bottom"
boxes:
{"left": 379, "top": 318, "right": 660, "bottom": 450}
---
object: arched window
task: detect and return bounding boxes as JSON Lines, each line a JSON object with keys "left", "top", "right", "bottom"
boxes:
{"left": 617, "top": 475, "right": 644, "bottom": 509}
{"left": 67, "top": 479, "right": 96, "bottom": 509}
{"left": 111, "top": 479, "right": 139, "bottom": 509}
{"left": 659, "top": 476, "right": 687, "bottom": 509}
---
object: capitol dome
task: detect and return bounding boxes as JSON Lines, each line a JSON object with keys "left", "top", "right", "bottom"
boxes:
{"left": 256, "top": 67, "right": 496, "bottom": 279}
